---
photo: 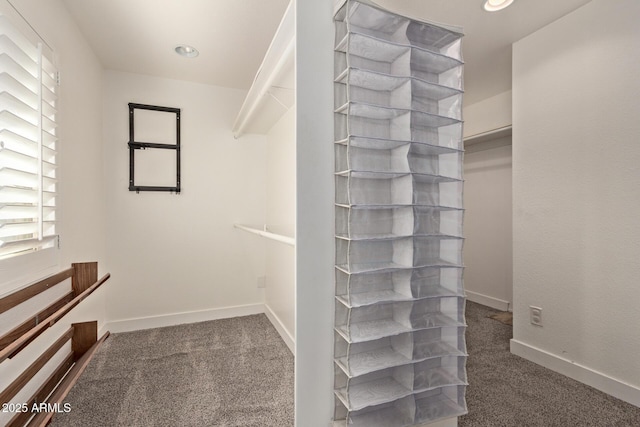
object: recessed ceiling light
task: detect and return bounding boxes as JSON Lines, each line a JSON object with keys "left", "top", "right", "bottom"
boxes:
{"left": 175, "top": 45, "right": 199, "bottom": 58}
{"left": 483, "top": 0, "right": 514, "bottom": 12}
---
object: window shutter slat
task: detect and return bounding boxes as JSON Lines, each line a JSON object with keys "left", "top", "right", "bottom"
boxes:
{"left": 0, "top": 183, "right": 39, "bottom": 202}
{"left": 0, "top": 73, "right": 39, "bottom": 110}
{"left": 0, "top": 216, "right": 36, "bottom": 225}
{"left": 41, "top": 54, "right": 55, "bottom": 75}
{"left": 0, "top": 33, "right": 39, "bottom": 76}
{"left": 42, "top": 84, "right": 56, "bottom": 105}
{"left": 0, "top": 129, "right": 38, "bottom": 158}
{"left": 41, "top": 68, "right": 56, "bottom": 87}
{"left": 1, "top": 110, "right": 39, "bottom": 141}
{"left": 42, "top": 131, "right": 57, "bottom": 148}
{"left": 0, "top": 235, "right": 56, "bottom": 258}
{"left": 0, "top": 16, "right": 39, "bottom": 60}
{"left": 0, "top": 203, "right": 38, "bottom": 215}
{"left": 42, "top": 145, "right": 55, "bottom": 162}
{"left": 0, "top": 93, "right": 39, "bottom": 126}
{"left": 42, "top": 116, "right": 57, "bottom": 134}
{"left": 0, "top": 221, "right": 38, "bottom": 239}
{"left": 42, "top": 101, "right": 55, "bottom": 117}
{"left": 0, "top": 145, "right": 38, "bottom": 171}
{"left": 0, "top": 53, "right": 38, "bottom": 92}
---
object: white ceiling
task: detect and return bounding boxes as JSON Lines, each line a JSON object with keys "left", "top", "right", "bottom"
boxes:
{"left": 61, "top": 0, "right": 290, "bottom": 91}
{"left": 370, "top": 0, "right": 592, "bottom": 105}
{"left": 62, "top": 0, "right": 592, "bottom": 106}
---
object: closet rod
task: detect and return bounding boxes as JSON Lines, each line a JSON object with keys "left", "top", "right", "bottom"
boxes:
{"left": 234, "top": 224, "right": 295, "bottom": 247}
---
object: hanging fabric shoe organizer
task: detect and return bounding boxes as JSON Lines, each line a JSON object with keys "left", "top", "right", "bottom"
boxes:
{"left": 333, "top": 1, "right": 467, "bottom": 425}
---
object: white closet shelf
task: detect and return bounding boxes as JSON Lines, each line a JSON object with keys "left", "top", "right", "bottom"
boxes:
{"left": 335, "top": 387, "right": 467, "bottom": 427}
{"left": 336, "top": 376, "right": 410, "bottom": 412}
{"left": 336, "top": 68, "right": 462, "bottom": 100}
{"left": 336, "top": 340, "right": 466, "bottom": 378}
{"left": 335, "top": 170, "right": 461, "bottom": 183}
{"left": 335, "top": 364, "right": 467, "bottom": 412}
{"left": 335, "top": 102, "right": 461, "bottom": 128}
{"left": 337, "top": 1, "right": 463, "bottom": 52}
{"left": 463, "top": 125, "right": 512, "bottom": 147}
{"left": 336, "top": 313, "right": 465, "bottom": 343}
{"left": 335, "top": 259, "right": 462, "bottom": 275}
{"left": 335, "top": 203, "right": 463, "bottom": 211}
{"left": 335, "top": 233, "right": 463, "bottom": 241}
{"left": 336, "top": 285, "right": 462, "bottom": 308}
{"left": 335, "top": 32, "right": 463, "bottom": 75}
{"left": 334, "top": 136, "right": 462, "bottom": 154}
{"left": 234, "top": 223, "right": 295, "bottom": 246}
{"left": 232, "top": 1, "right": 294, "bottom": 138}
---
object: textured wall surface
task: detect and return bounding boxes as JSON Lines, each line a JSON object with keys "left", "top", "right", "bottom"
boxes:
{"left": 512, "top": 0, "right": 640, "bottom": 397}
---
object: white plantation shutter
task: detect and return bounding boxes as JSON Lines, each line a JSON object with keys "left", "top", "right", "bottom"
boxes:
{"left": 0, "top": 13, "right": 58, "bottom": 259}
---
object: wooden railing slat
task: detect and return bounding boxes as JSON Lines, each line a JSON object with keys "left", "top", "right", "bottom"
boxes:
{"left": 0, "top": 328, "right": 73, "bottom": 405}
{"left": 49, "top": 274, "right": 110, "bottom": 326}
{"left": 0, "top": 291, "right": 74, "bottom": 352}
{"left": 26, "top": 332, "right": 110, "bottom": 427}
{"left": 6, "top": 352, "right": 75, "bottom": 427}
{"left": 0, "top": 273, "right": 110, "bottom": 363}
{"left": 0, "top": 268, "right": 73, "bottom": 315}
{"left": 0, "top": 263, "right": 111, "bottom": 427}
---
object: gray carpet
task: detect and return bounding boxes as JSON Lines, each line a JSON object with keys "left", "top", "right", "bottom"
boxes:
{"left": 50, "top": 305, "right": 640, "bottom": 427}
{"left": 460, "top": 301, "right": 640, "bottom": 427}
{"left": 50, "top": 314, "right": 294, "bottom": 427}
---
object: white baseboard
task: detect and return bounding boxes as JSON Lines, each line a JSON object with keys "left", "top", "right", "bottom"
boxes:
{"left": 511, "top": 339, "right": 640, "bottom": 407}
{"left": 264, "top": 303, "right": 295, "bottom": 355}
{"left": 104, "top": 303, "right": 264, "bottom": 333}
{"left": 465, "top": 290, "right": 511, "bottom": 311}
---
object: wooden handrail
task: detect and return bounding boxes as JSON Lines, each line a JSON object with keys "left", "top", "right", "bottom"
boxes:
{"left": 0, "top": 273, "right": 110, "bottom": 363}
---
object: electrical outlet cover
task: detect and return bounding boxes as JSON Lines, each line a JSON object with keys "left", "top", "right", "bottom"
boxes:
{"left": 530, "top": 306, "right": 543, "bottom": 326}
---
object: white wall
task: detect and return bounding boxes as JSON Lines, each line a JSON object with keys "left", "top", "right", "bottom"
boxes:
{"left": 463, "top": 138, "right": 513, "bottom": 310}
{"left": 295, "top": 0, "right": 335, "bottom": 425}
{"left": 0, "top": 0, "right": 107, "bottom": 423}
{"left": 102, "top": 70, "right": 268, "bottom": 330}
{"left": 511, "top": 0, "right": 640, "bottom": 405}
{"left": 265, "top": 107, "right": 295, "bottom": 350}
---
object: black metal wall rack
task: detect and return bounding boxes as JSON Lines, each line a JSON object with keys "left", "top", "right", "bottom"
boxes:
{"left": 128, "top": 103, "right": 181, "bottom": 193}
